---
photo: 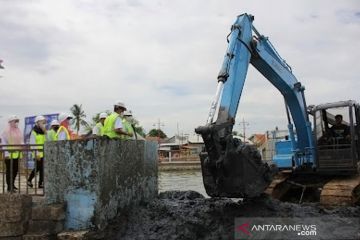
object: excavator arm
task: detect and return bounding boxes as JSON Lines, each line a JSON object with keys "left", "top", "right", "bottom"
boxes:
{"left": 195, "top": 13, "right": 314, "bottom": 198}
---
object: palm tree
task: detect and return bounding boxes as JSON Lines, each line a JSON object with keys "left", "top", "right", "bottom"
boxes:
{"left": 70, "top": 104, "right": 89, "bottom": 135}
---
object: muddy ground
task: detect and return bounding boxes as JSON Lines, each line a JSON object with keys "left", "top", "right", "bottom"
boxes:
{"left": 87, "top": 191, "right": 360, "bottom": 240}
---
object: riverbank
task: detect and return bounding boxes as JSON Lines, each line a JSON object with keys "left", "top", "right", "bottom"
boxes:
{"left": 158, "top": 160, "right": 201, "bottom": 171}
{"left": 86, "top": 191, "right": 360, "bottom": 240}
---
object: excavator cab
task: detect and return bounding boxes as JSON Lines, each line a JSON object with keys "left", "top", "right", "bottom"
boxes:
{"left": 267, "top": 101, "right": 360, "bottom": 206}
{"left": 312, "top": 100, "right": 360, "bottom": 174}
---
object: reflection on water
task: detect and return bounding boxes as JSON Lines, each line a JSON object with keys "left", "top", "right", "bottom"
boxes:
{"left": 158, "top": 170, "right": 208, "bottom": 197}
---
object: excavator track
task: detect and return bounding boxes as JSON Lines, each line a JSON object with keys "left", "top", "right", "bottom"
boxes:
{"left": 266, "top": 171, "right": 360, "bottom": 207}
{"left": 320, "top": 175, "right": 360, "bottom": 207}
{"left": 264, "top": 171, "right": 291, "bottom": 200}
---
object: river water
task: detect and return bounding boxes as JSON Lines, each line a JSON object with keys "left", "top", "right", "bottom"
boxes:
{"left": 158, "top": 170, "right": 208, "bottom": 197}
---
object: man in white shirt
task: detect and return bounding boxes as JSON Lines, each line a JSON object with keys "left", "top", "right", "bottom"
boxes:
{"left": 103, "top": 102, "right": 133, "bottom": 139}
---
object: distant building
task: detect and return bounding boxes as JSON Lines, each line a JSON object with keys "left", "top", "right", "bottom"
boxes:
{"left": 158, "top": 134, "right": 204, "bottom": 162}
{"left": 249, "top": 127, "right": 289, "bottom": 162}
{"left": 248, "top": 134, "right": 266, "bottom": 147}
{"left": 184, "top": 134, "right": 204, "bottom": 155}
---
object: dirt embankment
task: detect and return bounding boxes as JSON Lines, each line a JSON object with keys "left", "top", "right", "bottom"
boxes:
{"left": 87, "top": 191, "right": 360, "bottom": 240}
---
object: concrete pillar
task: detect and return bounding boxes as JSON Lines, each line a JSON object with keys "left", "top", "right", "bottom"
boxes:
{"left": 0, "top": 194, "right": 32, "bottom": 238}
{"left": 44, "top": 139, "right": 158, "bottom": 230}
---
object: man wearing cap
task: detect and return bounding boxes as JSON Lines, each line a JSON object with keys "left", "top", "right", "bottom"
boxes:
{"left": 103, "top": 102, "right": 133, "bottom": 139}
{"left": 1, "top": 115, "right": 23, "bottom": 192}
{"left": 93, "top": 112, "right": 107, "bottom": 137}
{"left": 122, "top": 110, "right": 136, "bottom": 140}
{"left": 56, "top": 113, "right": 73, "bottom": 140}
{"left": 27, "top": 115, "right": 47, "bottom": 188}
{"left": 47, "top": 119, "right": 60, "bottom": 141}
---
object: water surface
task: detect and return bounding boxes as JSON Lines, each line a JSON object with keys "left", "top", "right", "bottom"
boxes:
{"left": 158, "top": 170, "right": 208, "bottom": 197}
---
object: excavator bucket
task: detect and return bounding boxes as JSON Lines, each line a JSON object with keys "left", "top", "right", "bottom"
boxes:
{"left": 197, "top": 128, "right": 276, "bottom": 198}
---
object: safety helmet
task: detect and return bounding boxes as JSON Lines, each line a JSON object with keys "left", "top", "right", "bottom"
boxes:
{"left": 114, "top": 101, "right": 127, "bottom": 110}
{"left": 58, "top": 113, "right": 72, "bottom": 123}
{"left": 50, "top": 119, "right": 60, "bottom": 126}
{"left": 124, "top": 110, "right": 133, "bottom": 116}
{"left": 99, "top": 112, "right": 108, "bottom": 119}
{"left": 8, "top": 115, "right": 19, "bottom": 122}
{"left": 35, "top": 115, "right": 46, "bottom": 123}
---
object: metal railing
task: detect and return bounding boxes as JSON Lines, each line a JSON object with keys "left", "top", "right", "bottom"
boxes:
{"left": 0, "top": 144, "right": 44, "bottom": 195}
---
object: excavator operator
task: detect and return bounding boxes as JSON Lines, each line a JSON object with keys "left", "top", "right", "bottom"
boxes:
{"left": 330, "top": 114, "right": 350, "bottom": 142}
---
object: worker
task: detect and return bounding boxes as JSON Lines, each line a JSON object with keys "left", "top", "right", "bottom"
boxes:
{"left": 103, "top": 102, "right": 133, "bottom": 139}
{"left": 122, "top": 110, "right": 136, "bottom": 140}
{"left": 56, "top": 113, "right": 73, "bottom": 140}
{"left": 47, "top": 119, "right": 60, "bottom": 141}
{"left": 92, "top": 112, "right": 107, "bottom": 137}
{"left": 331, "top": 114, "right": 350, "bottom": 140}
{"left": 1, "top": 115, "right": 23, "bottom": 192}
{"left": 27, "top": 115, "right": 47, "bottom": 188}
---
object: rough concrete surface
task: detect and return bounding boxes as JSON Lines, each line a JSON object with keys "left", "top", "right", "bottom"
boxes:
{"left": 57, "top": 230, "right": 89, "bottom": 240}
{"left": 85, "top": 191, "right": 360, "bottom": 240}
{"left": 27, "top": 220, "right": 64, "bottom": 234}
{"left": 31, "top": 203, "right": 65, "bottom": 221}
{"left": 0, "top": 237, "right": 22, "bottom": 240}
{"left": 0, "top": 194, "right": 32, "bottom": 237}
{"left": 22, "top": 233, "right": 57, "bottom": 240}
{"left": 45, "top": 139, "right": 158, "bottom": 230}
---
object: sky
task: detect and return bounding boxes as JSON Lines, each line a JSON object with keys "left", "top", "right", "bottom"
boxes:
{"left": 0, "top": 0, "right": 359, "bottom": 137}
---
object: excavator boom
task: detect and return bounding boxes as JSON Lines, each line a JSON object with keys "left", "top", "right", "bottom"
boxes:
{"left": 196, "top": 13, "right": 314, "bottom": 198}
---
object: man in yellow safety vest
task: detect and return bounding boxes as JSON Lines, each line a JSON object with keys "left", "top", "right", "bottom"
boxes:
{"left": 103, "top": 102, "right": 133, "bottom": 139}
{"left": 92, "top": 112, "right": 107, "bottom": 137}
{"left": 122, "top": 110, "right": 136, "bottom": 140}
{"left": 47, "top": 119, "right": 60, "bottom": 141}
{"left": 27, "top": 115, "right": 47, "bottom": 188}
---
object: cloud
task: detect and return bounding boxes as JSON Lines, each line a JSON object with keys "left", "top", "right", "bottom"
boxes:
{"left": 0, "top": 0, "right": 359, "bottom": 137}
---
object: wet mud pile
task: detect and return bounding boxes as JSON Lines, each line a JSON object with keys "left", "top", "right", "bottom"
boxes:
{"left": 87, "top": 191, "right": 360, "bottom": 240}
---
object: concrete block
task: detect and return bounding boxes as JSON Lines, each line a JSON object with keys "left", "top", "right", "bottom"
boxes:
{"left": 0, "top": 195, "right": 32, "bottom": 237}
{"left": 0, "top": 236, "right": 22, "bottom": 240}
{"left": 44, "top": 139, "right": 158, "bottom": 230}
{"left": 57, "top": 230, "right": 89, "bottom": 240}
{"left": 0, "top": 195, "right": 32, "bottom": 222}
{"left": 0, "top": 222, "right": 25, "bottom": 237}
{"left": 27, "top": 220, "right": 64, "bottom": 235}
{"left": 0, "top": 208, "right": 24, "bottom": 223}
{"left": 32, "top": 204, "right": 65, "bottom": 221}
{"left": 0, "top": 194, "right": 32, "bottom": 209}
{"left": 23, "top": 233, "right": 56, "bottom": 240}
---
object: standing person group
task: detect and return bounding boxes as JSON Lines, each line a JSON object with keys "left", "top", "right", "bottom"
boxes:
{"left": 26, "top": 113, "right": 73, "bottom": 189}
{"left": 0, "top": 101, "right": 137, "bottom": 192}
{"left": 0, "top": 113, "right": 73, "bottom": 192}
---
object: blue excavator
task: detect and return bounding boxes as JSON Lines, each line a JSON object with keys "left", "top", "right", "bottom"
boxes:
{"left": 195, "top": 13, "right": 360, "bottom": 207}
